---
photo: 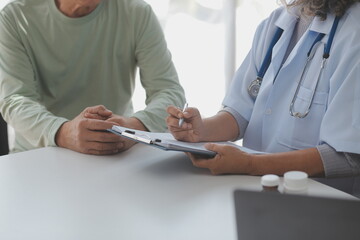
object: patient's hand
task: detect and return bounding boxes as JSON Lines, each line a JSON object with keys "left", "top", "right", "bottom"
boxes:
{"left": 55, "top": 105, "right": 123, "bottom": 155}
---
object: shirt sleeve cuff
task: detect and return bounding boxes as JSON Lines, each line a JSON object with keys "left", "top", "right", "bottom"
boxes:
{"left": 220, "top": 106, "right": 248, "bottom": 140}
{"left": 48, "top": 118, "right": 69, "bottom": 147}
{"left": 317, "top": 144, "right": 360, "bottom": 178}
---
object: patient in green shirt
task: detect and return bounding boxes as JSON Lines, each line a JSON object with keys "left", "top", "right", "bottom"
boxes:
{"left": 0, "top": 0, "right": 185, "bottom": 154}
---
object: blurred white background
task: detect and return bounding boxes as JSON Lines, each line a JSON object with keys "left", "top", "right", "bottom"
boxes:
{"left": 140, "top": 0, "right": 280, "bottom": 117}
{"left": 1, "top": 0, "right": 280, "bottom": 148}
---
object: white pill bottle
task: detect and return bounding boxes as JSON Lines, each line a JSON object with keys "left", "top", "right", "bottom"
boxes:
{"left": 283, "top": 171, "right": 308, "bottom": 195}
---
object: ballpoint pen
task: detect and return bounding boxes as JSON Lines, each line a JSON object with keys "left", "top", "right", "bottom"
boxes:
{"left": 178, "top": 102, "right": 188, "bottom": 127}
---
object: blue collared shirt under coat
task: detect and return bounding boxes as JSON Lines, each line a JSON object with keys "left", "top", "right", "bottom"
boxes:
{"left": 223, "top": 5, "right": 360, "bottom": 154}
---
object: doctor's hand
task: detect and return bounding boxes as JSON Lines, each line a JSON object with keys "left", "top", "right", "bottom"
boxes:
{"left": 55, "top": 105, "right": 124, "bottom": 155}
{"left": 188, "top": 143, "right": 254, "bottom": 175}
{"left": 166, "top": 105, "right": 205, "bottom": 142}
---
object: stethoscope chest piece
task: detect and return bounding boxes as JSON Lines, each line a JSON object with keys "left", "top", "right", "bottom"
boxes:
{"left": 248, "top": 77, "right": 262, "bottom": 98}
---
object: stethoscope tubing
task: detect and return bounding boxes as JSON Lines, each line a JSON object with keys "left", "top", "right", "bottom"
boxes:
{"left": 248, "top": 16, "right": 341, "bottom": 118}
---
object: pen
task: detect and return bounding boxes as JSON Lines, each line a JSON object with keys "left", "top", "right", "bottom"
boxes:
{"left": 178, "top": 102, "right": 188, "bottom": 127}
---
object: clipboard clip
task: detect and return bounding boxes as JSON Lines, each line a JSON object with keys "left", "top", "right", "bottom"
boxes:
{"left": 122, "top": 130, "right": 153, "bottom": 144}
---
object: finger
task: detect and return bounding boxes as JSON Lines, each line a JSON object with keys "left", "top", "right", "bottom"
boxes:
{"left": 84, "top": 112, "right": 108, "bottom": 120}
{"left": 106, "top": 117, "right": 125, "bottom": 126}
{"left": 85, "top": 130, "right": 123, "bottom": 143}
{"left": 117, "top": 138, "right": 137, "bottom": 153}
{"left": 80, "top": 119, "right": 116, "bottom": 132}
{"left": 182, "top": 107, "right": 199, "bottom": 119}
{"left": 191, "top": 157, "right": 215, "bottom": 169}
{"left": 85, "top": 105, "right": 113, "bottom": 118}
{"left": 167, "top": 105, "right": 183, "bottom": 118}
{"left": 166, "top": 114, "right": 193, "bottom": 131}
{"left": 76, "top": 120, "right": 123, "bottom": 142}
{"left": 186, "top": 152, "right": 214, "bottom": 166}
{"left": 177, "top": 108, "right": 198, "bottom": 129}
{"left": 167, "top": 124, "right": 195, "bottom": 141}
{"left": 204, "top": 143, "right": 225, "bottom": 154}
{"left": 87, "top": 148, "right": 119, "bottom": 155}
{"left": 84, "top": 141, "right": 124, "bottom": 155}
{"left": 179, "top": 121, "right": 192, "bottom": 130}
{"left": 166, "top": 114, "right": 183, "bottom": 128}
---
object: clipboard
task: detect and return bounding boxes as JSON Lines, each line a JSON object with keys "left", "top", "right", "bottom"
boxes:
{"left": 108, "top": 126, "right": 217, "bottom": 157}
{"left": 108, "top": 126, "right": 265, "bottom": 157}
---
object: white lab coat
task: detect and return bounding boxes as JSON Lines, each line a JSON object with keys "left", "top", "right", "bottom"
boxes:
{"left": 223, "top": 4, "right": 360, "bottom": 154}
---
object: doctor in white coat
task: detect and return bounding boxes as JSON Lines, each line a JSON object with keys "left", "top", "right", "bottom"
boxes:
{"left": 166, "top": 0, "right": 360, "bottom": 177}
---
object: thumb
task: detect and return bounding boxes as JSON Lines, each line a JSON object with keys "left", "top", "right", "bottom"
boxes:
{"left": 183, "top": 107, "right": 200, "bottom": 119}
{"left": 107, "top": 116, "right": 124, "bottom": 125}
{"left": 204, "top": 143, "right": 224, "bottom": 154}
{"left": 91, "top": 105, "right": 113, "bottom": 116}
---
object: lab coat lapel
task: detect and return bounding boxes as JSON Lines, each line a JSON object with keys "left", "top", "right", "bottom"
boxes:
{"left": 270, "top": 10, "right": 335, "bottom": 74}
{"left": 263, "top": 9, "right": 297, "bottom": 85}
{"left": 310, "top": 14, "right": 335, "bottom": 36}
{"left": 274, "top": 12, "right": 336, "bottom": 75}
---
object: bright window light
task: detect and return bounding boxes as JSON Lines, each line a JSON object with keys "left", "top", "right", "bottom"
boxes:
{"left": 135, "top": 0, "right": 280, "bottom": 118}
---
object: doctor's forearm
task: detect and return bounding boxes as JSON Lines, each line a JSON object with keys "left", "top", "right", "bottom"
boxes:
{"left": 202, "top": 111, "right": 240, "bottom": 142}
{"left": 250, "top": 148, "right": 325, "bottom": 177}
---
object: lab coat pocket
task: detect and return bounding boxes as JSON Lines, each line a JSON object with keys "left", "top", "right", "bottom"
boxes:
{"left": 277, "top": 86, "right": 328, "bottom": 150}
{"left": 291, "top": 85, "right": 328, "bottom": 115}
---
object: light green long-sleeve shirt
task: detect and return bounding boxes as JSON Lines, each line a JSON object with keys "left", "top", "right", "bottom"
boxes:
{"left": 0, "top": 0, "right": 185, "bottom": 152}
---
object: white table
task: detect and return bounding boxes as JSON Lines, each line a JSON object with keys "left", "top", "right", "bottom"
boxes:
{"left": 0, "top": 145, "right": 355, "bottom": 240}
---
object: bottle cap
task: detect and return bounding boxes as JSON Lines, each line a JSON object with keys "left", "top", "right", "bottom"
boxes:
{"left": 284, "top": 171, "right": 308, "bottom": 191}
{"left": 261, "top": 174, "right": 280, "bottom": 187}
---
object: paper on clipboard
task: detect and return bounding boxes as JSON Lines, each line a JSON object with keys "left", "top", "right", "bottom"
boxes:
{"left": 108, "top": 126, "right": 265, "bottom": 157}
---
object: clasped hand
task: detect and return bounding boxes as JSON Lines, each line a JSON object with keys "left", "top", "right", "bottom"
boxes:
{"left": 55, "top": 105, "right": 146, "bottom": 155}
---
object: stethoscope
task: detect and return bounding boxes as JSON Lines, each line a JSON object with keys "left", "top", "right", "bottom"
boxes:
{"left": 248, "top": 17, "right": 340, "bottom": 118}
